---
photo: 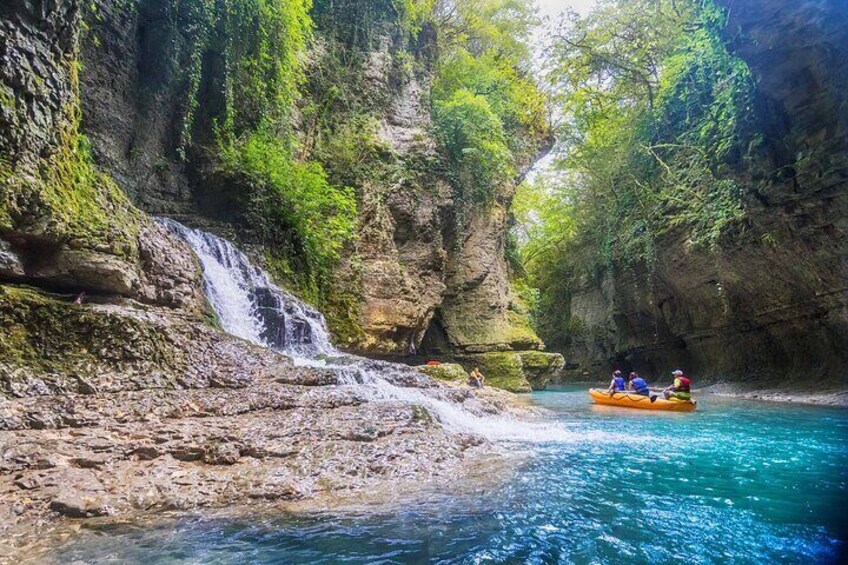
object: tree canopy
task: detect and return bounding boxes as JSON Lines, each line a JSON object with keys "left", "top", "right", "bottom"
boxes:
{"left": 513, "top": 0, "right": 760, "bottom": 348}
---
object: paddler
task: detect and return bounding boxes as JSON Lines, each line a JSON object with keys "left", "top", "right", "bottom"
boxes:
{"left": 628, "top": 372, "right": 650, "bottom": 396}
{"left": 607, "top": 370, "right": 626, "bottom": 394}
{"left": 662, "top": 370, "right": 692, "bottom": 400}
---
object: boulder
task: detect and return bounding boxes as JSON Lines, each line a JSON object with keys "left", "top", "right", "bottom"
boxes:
{"left": 418, "top": 363, "right": 468, "bottom": 383}
{"left": 459, "top": 352, "right": 530, "bottom": 393}
{"left": 50, "top": 494, "right": 110, "bottom": 518}
{"left": 457, "top": 351, "right": 566, "bottom": 392}
{"left": 518, "top": 351, "right": 565, "bottom": 391}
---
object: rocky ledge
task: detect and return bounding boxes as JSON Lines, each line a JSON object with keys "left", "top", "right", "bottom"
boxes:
{"left": 0, "top": 285, "right": 527, "bottom": 554}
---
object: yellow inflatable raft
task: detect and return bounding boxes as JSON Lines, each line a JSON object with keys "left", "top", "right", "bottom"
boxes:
{"left": 589, "top": 388, "right": 697, "bottom": 412}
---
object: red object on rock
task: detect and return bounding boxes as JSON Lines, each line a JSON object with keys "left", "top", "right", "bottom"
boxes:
{"left": 426, "top": 361, "right": 441, "bottom": 366}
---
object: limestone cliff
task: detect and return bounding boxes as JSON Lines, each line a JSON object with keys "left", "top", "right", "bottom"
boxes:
{"left": 562, "top": 0, "right": 848, "bottom": 389}
{"left": 75, "top": 0, "right": 559, "bottom": 380}
{"left": 0, "top": 0, "right": 205, "bottom": 311}
{"left": 0, "top": 0, "right": 562, "bottom": 390}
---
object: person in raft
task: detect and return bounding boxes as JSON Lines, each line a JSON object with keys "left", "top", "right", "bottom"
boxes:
{"left": 607, "top": 370, "right": 626, "bottom": 394}
{"left": 468, "top": 366, "right": 485, "bottom": 389}
{"left": 663, "top": 370, "right": 692, "bottom": 400}
{"left": 628, "top": 372, "right": 650, "bottom": 396}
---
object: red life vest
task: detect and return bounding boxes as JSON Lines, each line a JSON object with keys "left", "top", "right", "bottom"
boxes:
{"left": 676, "top": 376, "right": 691, "bottom": 392}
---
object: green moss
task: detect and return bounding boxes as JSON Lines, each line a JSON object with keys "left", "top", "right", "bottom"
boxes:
{"left": 518, "top": 351, "right": 565, "bottom": 391}
{"left": 322, "top": 283, "right": 366, "bottom": 347}
{"left": 0, "top": 161, "right": 12, "bottom": 231}
{"left": 460, "top": 352, "right": 531, "bottom": 393}
{"left": 39, "top": 131, "right": 140, "bottom": 256}
{"left": 0, "top": 285, "right": 179, "bottom": 385}
{"left": 411, "top": 405, "right": 433, "bottom": 424}
{"left": 418, "top": 363, "right": 469, "bottom": 382}
{"left": 1, "top": 56, "right": 141, "bottom": 258}
{"left": 448, "top": 309, "right": 541, "bottom": 351}
{"left": 0, "top": 81, "right": 14, "bottom": 112}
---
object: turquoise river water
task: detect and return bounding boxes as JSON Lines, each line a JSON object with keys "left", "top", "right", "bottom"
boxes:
{"left": 52, "top": 387, "right": 847, "bottom": 564}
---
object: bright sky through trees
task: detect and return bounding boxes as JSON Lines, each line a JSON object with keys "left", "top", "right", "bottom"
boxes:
{"left": 530, "top": 0, "right": 599, "bottom": 179}
{"left": 536, "top": 0, "right": 597, "bottom": 18}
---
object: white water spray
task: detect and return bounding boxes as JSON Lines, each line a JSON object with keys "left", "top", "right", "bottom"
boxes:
{"left": 158, "top": 218, "right": 334, "bottom": 356}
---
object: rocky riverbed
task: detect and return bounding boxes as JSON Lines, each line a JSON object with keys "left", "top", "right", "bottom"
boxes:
{"left": 0, "top": 289, "right": 535, "bottom": 562}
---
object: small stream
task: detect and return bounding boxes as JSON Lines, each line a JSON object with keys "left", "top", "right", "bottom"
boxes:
{"left": 51, "top": 388, "right": 847, "bottom": 564}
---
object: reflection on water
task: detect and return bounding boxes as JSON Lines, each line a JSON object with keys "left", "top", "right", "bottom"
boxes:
{"left": 51, "top": 388, "right": 848, "bottom": 564}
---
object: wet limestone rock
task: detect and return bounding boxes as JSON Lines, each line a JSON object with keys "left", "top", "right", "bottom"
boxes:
{"left": 518, "top": 351, "right": 565, "bottom": 391}
{"left": 459, "top": 352, "right": 530, "bottom": 393}
{"left": 0, "top": 238, "right": 24, "bottom": 278}
{"left": 0, "top": 288, "right": 522, "bottom": 536}
{"left": 418, "top": 363, "right": 468, "bottom": 383}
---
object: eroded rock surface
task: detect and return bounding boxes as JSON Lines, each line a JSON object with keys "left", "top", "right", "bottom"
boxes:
{"left": 0, "top": 285, "right": 520, "bottom": 536}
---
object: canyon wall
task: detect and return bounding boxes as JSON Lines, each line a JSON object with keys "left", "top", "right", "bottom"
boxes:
{"left": 564, "top": 0, "right": 848, "bottom": 388}
{"left": 0, "top": 0, "right": 562, "bottom": 390}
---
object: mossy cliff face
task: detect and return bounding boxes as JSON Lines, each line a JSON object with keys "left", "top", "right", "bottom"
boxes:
{"left": 0, "top": 0, "right": 206, "bottom": 311}
{"left": 68, "top": 0, "right": 556, "bottom": 373}
{"left": 561, "top": 0, "right": 848, "bottom": 387}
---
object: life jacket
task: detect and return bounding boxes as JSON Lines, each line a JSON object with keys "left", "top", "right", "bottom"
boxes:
{"left": 631, "top": 377, "right": 649, "bottom": 394}
{"left": 675, "top": 376, "right": 691, "bottom": 392}
{"left": 613, "top": 376, "right": 626, "bottom": 390}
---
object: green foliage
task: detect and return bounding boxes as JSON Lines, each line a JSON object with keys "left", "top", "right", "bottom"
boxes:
{"left": 433, "top": 89, "right": 514, "bottom": 204}
{"left": 159, "top": 0, "right": 362, "bottom": 313}
{"left": 313, "top": 115, "right": 393, "bottom": 188}
{"left": 514, "top": 0, "right": 759, "bottom": 347}
{"left": 1, "top": 98, "right": 140, "bottom": 258}
{"left": 223, "top": 0, "right": 312, "bottom": 134}
{"left": 430, "top": 0, "right": 549, "bottom": 212}
{"left": 219, "top": 131, "right": 357, "bottom": 295}
{"left": 172, "top": 0, "right": 313, "bottom": 156}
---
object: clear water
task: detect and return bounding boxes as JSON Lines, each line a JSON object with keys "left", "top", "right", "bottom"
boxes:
{"left": 52, "top": 388, "right": 848, "bottom": 564}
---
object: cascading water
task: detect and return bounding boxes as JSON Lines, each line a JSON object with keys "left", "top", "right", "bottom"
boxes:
{"left": 158, "top": 218, "right": 334, "bottom": 357}
{"left": 160, "top": 218, "right": 595, "bottom": 443}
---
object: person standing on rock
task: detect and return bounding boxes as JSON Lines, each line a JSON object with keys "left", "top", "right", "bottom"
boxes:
{"left": 468, "top": 366, "right": 485, "bottom": 389}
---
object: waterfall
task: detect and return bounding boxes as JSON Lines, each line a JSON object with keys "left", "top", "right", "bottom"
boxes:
{"left": 159, "top": 218, "right": 591, "bottom": 444}
{"left": 157, "top": 218, "right": 334, "bottom": 357}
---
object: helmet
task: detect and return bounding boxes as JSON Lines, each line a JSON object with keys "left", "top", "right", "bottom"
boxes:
{"left": 672, "top": 370, "right": 683, "bottom": 376}
{"left": 613, "top": 370, "right": 622, "bottom": 376}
